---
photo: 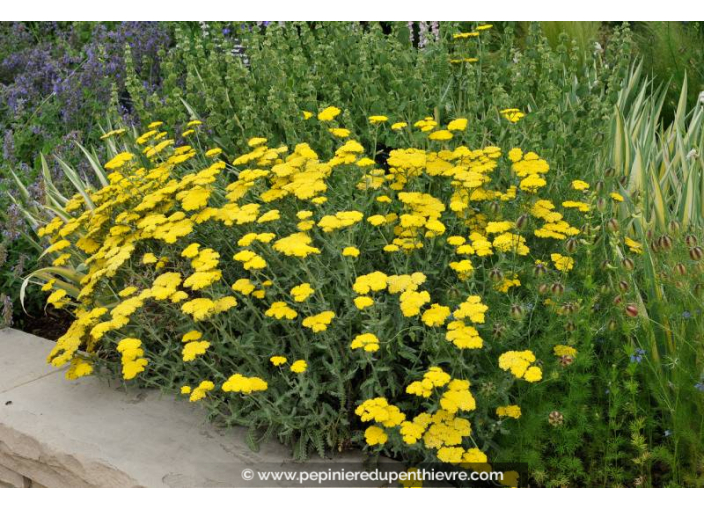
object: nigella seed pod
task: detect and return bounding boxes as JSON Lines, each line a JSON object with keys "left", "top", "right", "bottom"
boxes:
{"left": 565, "top": 238, "right": 578, "bottom": 253}
{"left": 658, "top": 235, "right": 673, "bottom": 250}
{"left": 690, "top": 246, "right": 703, "bottom": 261}
{"left": 559, "top": 355, "right": 575, "bottom": 367}
{"left": 534, "top": 262, "right": 547, "bottom": 277}
{"left": 538, "top": 283, "right": 550, "bottom": 294}
{"left": 600, "top": 284, "right": 610, "bottom": 294}
{"left": 618, "top": 280, "right": 630, "bottom": 292}
{"left": 625, "top": 304, "right": 639, "bottom": 318}
{"left": 649, "top": 240, "right": 660, "bottom": 253}
{"left": 492, "top": 323, "right": 506, "bottom": 338}
{"left": 685, "top": 234, "right": 698, "bottom": 247}
{"left": 604, "top": 168, "right": 615, "bottom": 178}
{"left": 489, "top": 202, "right": 500, "bottom": 215}
{"left": 551, "top": 283, "right": 565, "bottom": 295}
{"left": 608, "top": 319, "right": 618, "bottom": 331}
{"left": 489, "top": 268, "right": 503, "bottom": 282}
{"left": 564, "top": 302, "right": 578, "bottom": 314}
{"left": 607, "top": 219, "right": 619, "bottom": 232}
{"left": 596, "top": 179, "right": 606, "bottom": 192}
{"left": 613, "top": 295, "right": 623, "bottom": 306}
{"left": 516, "top": 214, "right": 529, "bottom": 229}
{"left": 510, "top": 304, "right": 524, "bottom": 319}
{"left": 565, "top": 321, "right": 576, "bottom": 332}
{"left": 600, "top": 260, "right": 611, "bottom": 271}
{"left": 618, "top": 176, "right": 628, "bottom": 187}
{"left": 674, "top": 263, "right": 687, "bottom": 276}
{"left": 668, "top": 220, "right": 681, "bottom": 233}
{"left": 548, "top": 411, "right": 564, "bottom": 427}
{"left": 695, "top": 283, "right": 704, "bottom": 296}
{"left": 622, "top": 258, "right": 635, "bottom": 271}
{"left": 596, "top": 198, "right": 606, "bottom": 212}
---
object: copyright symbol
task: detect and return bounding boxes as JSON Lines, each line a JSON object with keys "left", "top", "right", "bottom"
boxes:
{"left": 241, "top": 468, "right": 254, "bottom": 481}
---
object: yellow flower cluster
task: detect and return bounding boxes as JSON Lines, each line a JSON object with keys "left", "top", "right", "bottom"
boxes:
{"left": 498, "top": 351, "right": 543, "bottom": 382}
{"left": 117, "top": 338, "right": 148, "bottom": 380}
{"left": 350, "top": 333, "right": 380, "bottom": 353}
{"left": 496, "top": 405, "right": 522, "bottom": 419}
{"left": 222, "top": 374, "right": 268, "bottom": 394}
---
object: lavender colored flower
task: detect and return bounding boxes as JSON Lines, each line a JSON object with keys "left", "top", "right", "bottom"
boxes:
{"left": 630, "top": 348, "right": 646, "bottom": 364}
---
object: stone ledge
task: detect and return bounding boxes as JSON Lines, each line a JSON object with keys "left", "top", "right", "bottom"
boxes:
{"left": 0, "top": 328, "right": 380, "bottom": 488}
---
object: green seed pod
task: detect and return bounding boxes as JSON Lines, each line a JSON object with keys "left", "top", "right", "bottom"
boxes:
{"left": 596, "top": 198, "right": 606, "bottom": 212}
{"left": 690, "top": 246, "right": 703, "bottom": 261}
{"left": 510, "top": 304, "right": 524, "bottom": 319}
{"left": 489, "top": 202, "right": 500, "bottom": 215}
{"left": 565, "top": 238, "right": 579, "bottom": 253}
{"left": 565, "top": 321, "right": 576, "bottom": 332}
{"left": 538, "top": 283, "right": 550, "bottom": 294}
{"left": 516, "top": 214, "right": 529, "bottom": 229}
{"left": 607, "top": 218, "right": 619, "bottom": 232}
{"left": 618, "top": 280, "right": 630, "bottom": 292}
{"left": 608, "top": 319, "right": 618, "bottom": 331}
{"left": 695, "top": 283, "right": 704, "bottom": 296}
{"left": 658, "top": 235, "right": 673, "bottom": 250}
{"left": 622, "top": 258, "right": 635, "bottom": 271}
{"left": 489, "top": 268, "right": 503, "bottom": 282}
{"left": 668, "top": 220, "right": 681, "bottom": 234}
{"left": 685, "top": 234, "right": 698, "bottom": 247}
{"left": 674, "top": 263, "right": 687, "bottom": 276}
{"left": 596, "top": 180, "right": 605, "bottom": 192}
{"left": 534, "top": 262, "right": 547, "bottom": 277}
{"left": 551, "top": 283, "right": 565, "bottom": 295}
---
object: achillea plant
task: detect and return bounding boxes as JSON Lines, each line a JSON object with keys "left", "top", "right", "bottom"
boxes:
{"left": 31, "top": 110, "right": 614, "bottom": 468}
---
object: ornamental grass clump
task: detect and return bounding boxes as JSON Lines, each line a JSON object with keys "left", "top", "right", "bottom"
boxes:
{"left": 33, "top": 110, "right": 598, "bottom": 464}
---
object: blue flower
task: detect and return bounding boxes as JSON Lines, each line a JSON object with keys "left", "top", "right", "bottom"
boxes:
{"left": 630, "top": 348, "right": 646, "bottom": 364}
{"left": 682, "top": 311, "right": 692, "bottom": 319}
{"left": 695, "top": 382, "right": 704, "bottom": 392}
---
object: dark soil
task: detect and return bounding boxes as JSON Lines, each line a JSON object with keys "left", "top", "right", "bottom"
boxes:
{"left": 20, "top": 308, "right": 72, "bottom": 340}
